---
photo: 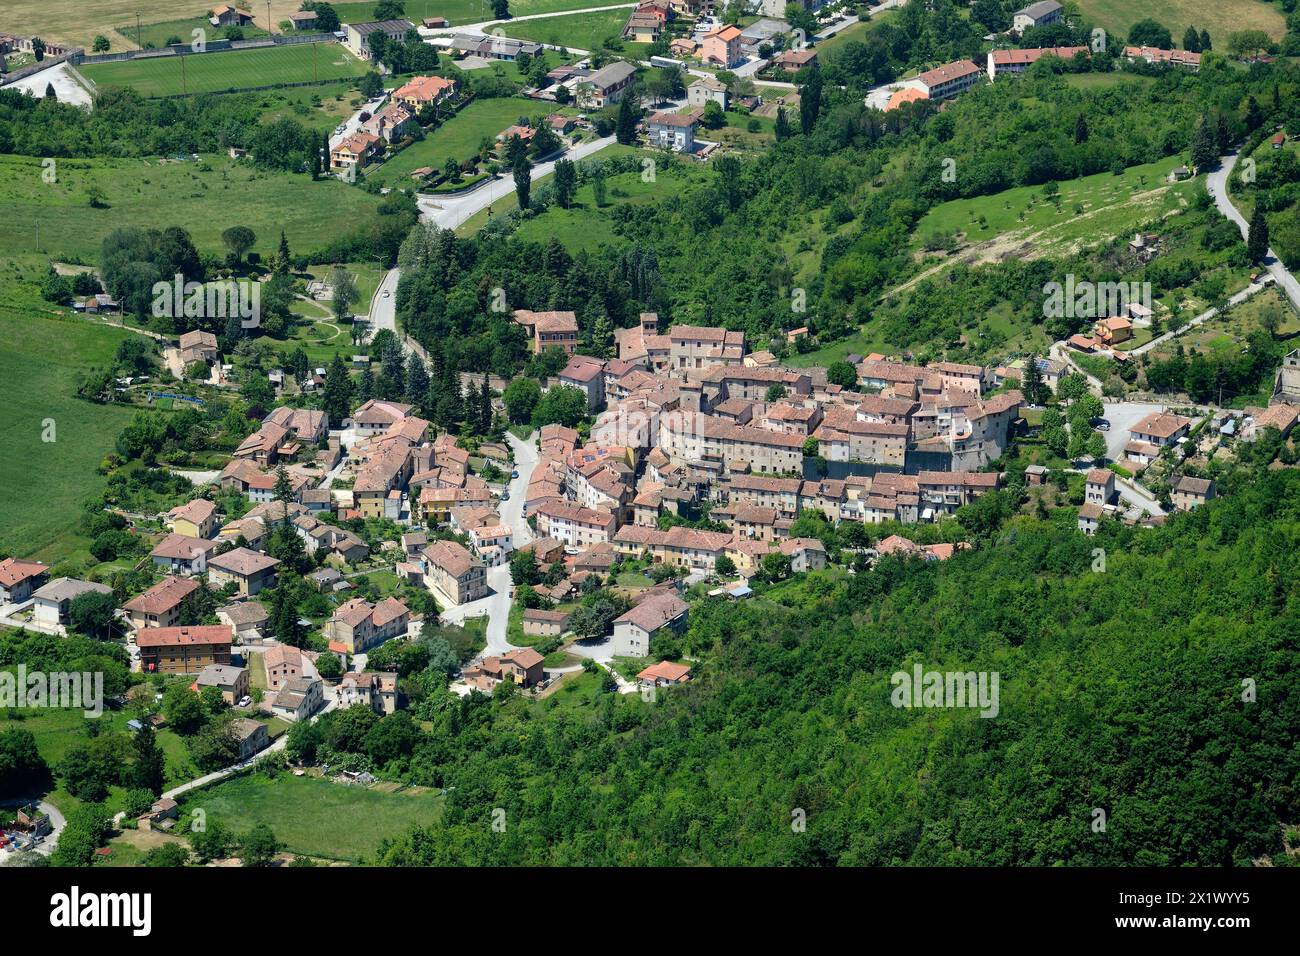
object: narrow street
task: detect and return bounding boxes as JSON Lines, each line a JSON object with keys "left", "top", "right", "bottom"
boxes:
{"left": 439, "top": 430, "right": 539, "bottom": 660}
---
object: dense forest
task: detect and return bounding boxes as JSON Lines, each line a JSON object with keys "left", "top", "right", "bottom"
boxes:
{"left": 355, "top": 469, "right": 1300, "bottom": 865}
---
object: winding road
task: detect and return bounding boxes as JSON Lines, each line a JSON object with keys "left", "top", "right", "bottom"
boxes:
{"left": 1205, "top": 150, "right": 1300, "bottom": 312}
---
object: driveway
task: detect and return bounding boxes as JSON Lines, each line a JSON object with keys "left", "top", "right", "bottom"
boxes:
{"left": 1205, "top": 150, "right": 1300, "bottom": 312}
{"left": 329, "top": 95, "right": 387, "bottom": 151}
{"left": 1097, "top": 400, "right": 1169, "bottom": 462}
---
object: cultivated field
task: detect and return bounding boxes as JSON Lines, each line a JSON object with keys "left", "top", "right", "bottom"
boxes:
{"left": 910, "top": 156, "right": 1197, "bottom": 260}
{"left": 1, "top": 0, "right": 302, "bottom": 51}
{"left": 0, "top": 153, "right": 386, "bottom": 263}
{"left": 176, "top": 773, "right": 444, "bottom": 862}
{"left": 0, "top": 266, "right": 137, "bottom": 565}
{"left": 80, "top": 42, "right": 367, "bottom": 98}
{"left": 1076, "top": 0, "right": 1287, "bottom": 47}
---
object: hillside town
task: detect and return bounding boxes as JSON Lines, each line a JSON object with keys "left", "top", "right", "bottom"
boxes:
{"left": 3, "top": 0, "right": 1300, "bottom": 901}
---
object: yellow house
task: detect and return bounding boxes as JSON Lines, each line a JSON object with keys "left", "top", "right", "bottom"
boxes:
{"left": 167, "top": 499, "right": 218, "bottom": 540}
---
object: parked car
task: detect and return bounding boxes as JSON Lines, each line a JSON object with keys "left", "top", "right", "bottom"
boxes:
{"left": 1093, "top": 418, "right": 1111, "bottom": 431}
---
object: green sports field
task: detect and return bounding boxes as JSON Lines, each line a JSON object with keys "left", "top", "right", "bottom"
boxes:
{"left": 80, "top": 42, "right": 368, "bottom": 98}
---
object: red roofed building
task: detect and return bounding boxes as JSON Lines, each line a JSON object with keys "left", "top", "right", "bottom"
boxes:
{"left": 137, "top": 625, "right": 232, "bottom": 674}
{"left": 916, "top": 59, "right": 984, "bottom": 100}
{"left": 637, "top": 660, "right": 692, "bottom": 686}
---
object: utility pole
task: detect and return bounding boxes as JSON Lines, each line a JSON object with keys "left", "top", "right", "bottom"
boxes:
{"left": 136, "top": 12, "right": 141, "bottom": 50}
{"left": 313, "top": 40, "right": 318, "bottom": 82}
{"left": 181, "top": 51, "right": 187, "bottom": 95}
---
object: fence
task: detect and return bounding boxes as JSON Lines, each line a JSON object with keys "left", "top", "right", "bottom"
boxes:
{"left": 70, "top": 32, "right": 339, "bottom": 67}
{"left": 0, "top": 49, "right": 83, "bottom": 87}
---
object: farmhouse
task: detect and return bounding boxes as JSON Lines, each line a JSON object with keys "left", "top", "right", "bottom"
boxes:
{"left": 178, "top": 330, "right": 219, "bottom": 366}
{"left": 210, "top": 5, "right": 256, "bottom": 28}
{"left": 513, "top": 309, "right": 579, "bottom": 354}
{"left": 345, "top": 20, "right": 417, "bottom": 60}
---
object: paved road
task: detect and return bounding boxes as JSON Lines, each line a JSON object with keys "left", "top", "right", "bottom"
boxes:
{"left": 1049, "top": 341, "right": 1105, "bottom": 394}
{"left": 1128, "top": 278, "right": 1273, "bottom": 356}
{"left": 1206, "top": 150, "right": 1300, "bottom": 312}
{"left": 3, "top": 62, "right": 93, "bottom": 107}
{"left": 415, "top": 134, "right": 617, "bottom": 230}
{"left": 441, "top": 431, "right": 539, "bottom": 659}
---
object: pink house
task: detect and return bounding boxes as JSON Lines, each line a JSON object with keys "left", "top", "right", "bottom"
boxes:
{"left": 700, "top": 24, "right": 743, "bottom": 69}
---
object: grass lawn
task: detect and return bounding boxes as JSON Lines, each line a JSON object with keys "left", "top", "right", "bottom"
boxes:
{"left": 114, "top": 16, "right": 268, "bottom": 50}
{"left": 535, "top": 668, "right": 611, "bottom": 711}
{"left": 1063, "top": 72, "right": 1155, "bottom": 90}
{"left": 499, "top": 9, "right": 634, "bottom": 51}
{"left": 254, "top": 81, "right": 368, "bottom": 133}
{"left": 0, "top": 267, "right": 138, "bottom": 563}
{"left": 497, "top": 151, "right": 708, "bottom": 251}
{"left": 366, "top": 98, "right": 543, "bottom": 187}
{"left": 1074, "top": 0, "right": 1286, "bottom": 48}
{"left": 176, "top": 772, "right": 444, "bottom": 861}
{"left": 910, "top": 155, "right": 1196, "bottom": 256}
{"left": 0, "top": 675, "right": 196, "bottom": 817}
{"left": 1146, "top": 286, "right": 1298, "bottom": 361}
{"left": 329, "top": 0, "right": 491, "bottom": 26}
{"left": 81, "top": 42, "right": 368, "bottom": 98}
{"left": 0, "top": 153, "right": 386, "bottom": 264}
